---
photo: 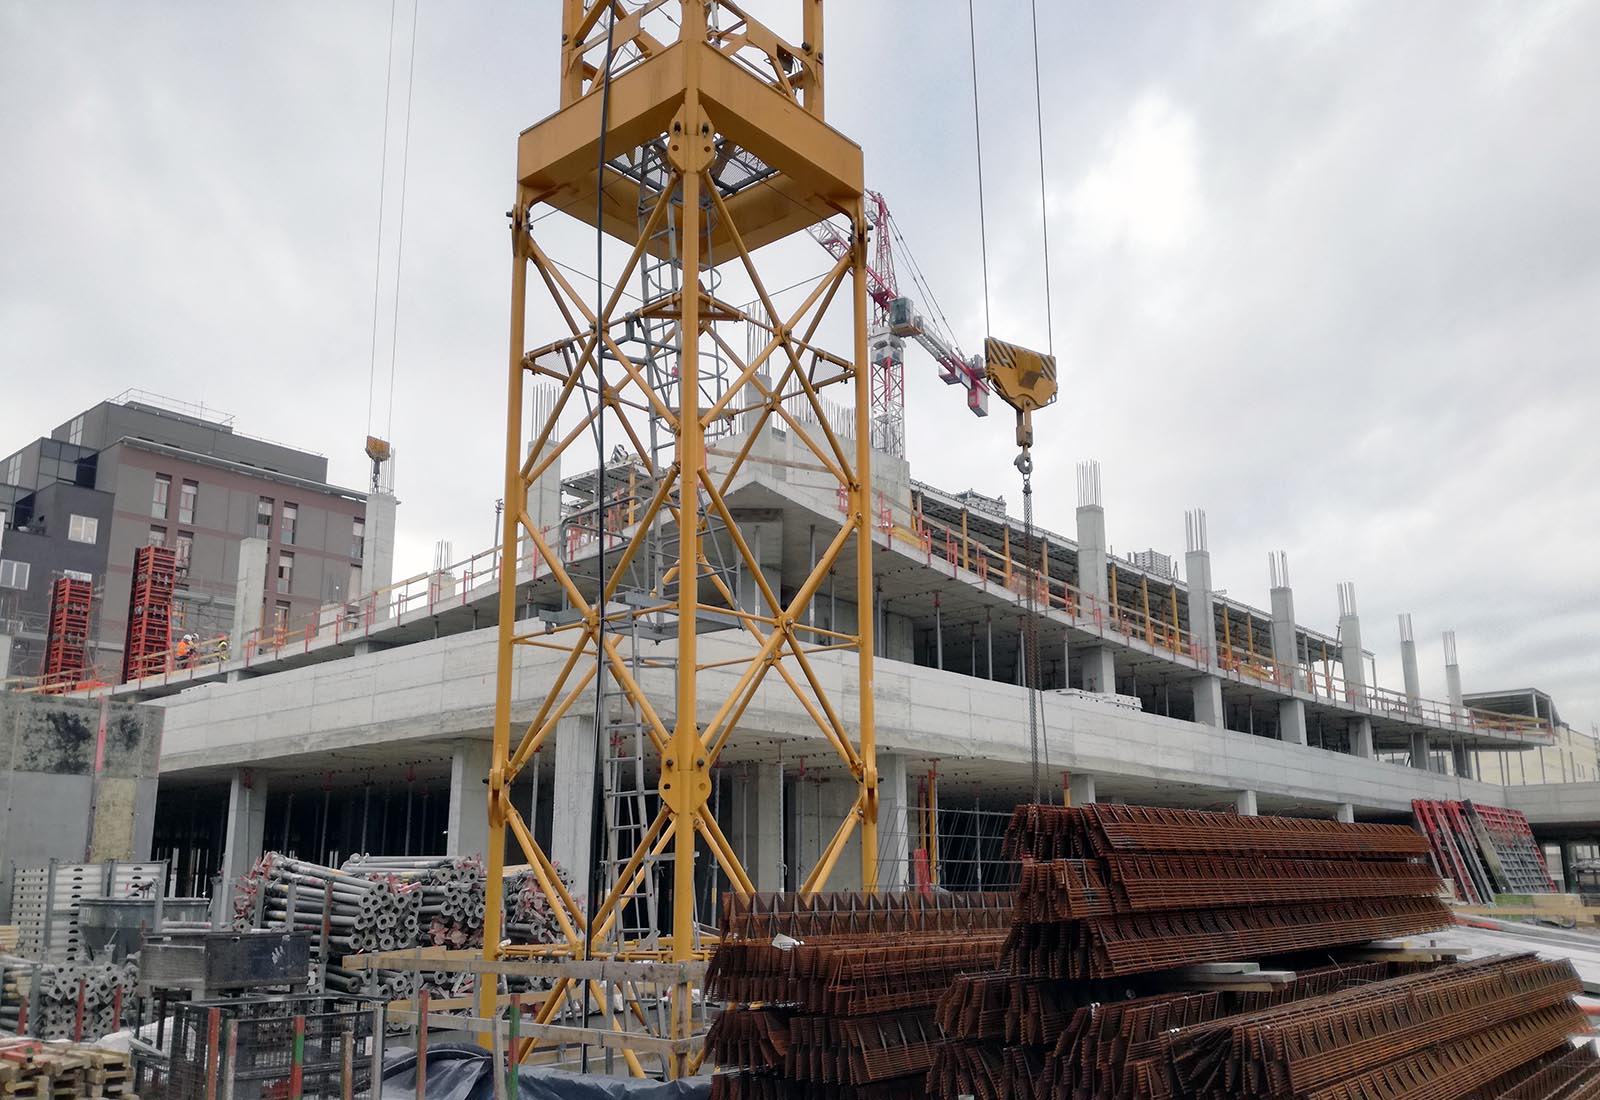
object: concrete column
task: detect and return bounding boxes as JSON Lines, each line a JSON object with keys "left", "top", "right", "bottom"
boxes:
{"left": 551, "top": 715, "right": 597, "bottom": 905}
{"left": 1074, "top": 464, "right": 1118, "bottom": 694}
{"left": 218, "top": 769, "right": 269, "bottom": 922}
{"left": 791, "top": 778, "right": 864, "bottom": 893}
{"left": 1268, "top": 556, "right": 1305, "bottom": 691}
{"left": 1350, "top": 717, "right": 1375, "bottom": 758}
{"left": 1409, "top": 731, "right": 1431, "bottom": 772}
{"left": 1335, "top": 803, "right": 1355, "bottom": 824}
{"left": 1278, "top": 700, "right": 1308, "bottom": 746}
{"left": 1068, "top": 772, "right": 1096, "bottom": 806}
{"left": 732, "top": 763, "right": 786, "bottom": 894}
{"left": 1336, "top": 582, "right": 1366, "bottom": 705}
{"left": 1443, "top": 629, "right": 1464, "bottom": 722}
{"left": 1452, "top": 745, "right": 1474, "bottom": 780}
{"left": 1185, "top": 512, "right": 1223, "bottom": 727}
{"left": 362, "top": 492, "right": 398, "bottom": 621}
{"left": 231, "top": 537, "right": 269, "bottom": 646}
{"left": 732, "top": 510, "right": 782, "bottom": 617}
{"left": 877, "top": 754, "right": 910, "bottom": 890}
{"left": 1266, "top": 562, "right": 1311, "bottom": 746}
{"left": 445, "top": 739, "right": 493, "bottom": 859}
{"left": 1399, "top": 614, "right": 1421, "bottom": 716}
{"left": 1235, "top": 789, "right": 1258, "bottom": 816}
{"left": 522, "top": 385, "right": 563, "bottom": 574}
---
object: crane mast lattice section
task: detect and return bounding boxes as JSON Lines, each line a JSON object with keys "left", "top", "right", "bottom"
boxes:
{"left": 483, "top": 0, "right": 878, "bottom": 1074}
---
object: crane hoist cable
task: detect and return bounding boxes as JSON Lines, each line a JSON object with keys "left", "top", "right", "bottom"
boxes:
{"left": 969, "top": 2, "right": 1061, "bottom": 803}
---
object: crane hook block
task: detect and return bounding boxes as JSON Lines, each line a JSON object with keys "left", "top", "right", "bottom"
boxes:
{"left": 984, "top": 337, "right": 1058, "bottom": 449}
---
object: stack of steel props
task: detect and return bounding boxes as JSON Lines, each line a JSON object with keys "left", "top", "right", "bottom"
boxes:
{"left": 343, "top": 854, "right": 487, "bottom": 948}
{"left": 1002, "top": 804, "right": 1451, "bottom": 979}
{"left": 707, "top": 891, "right": 1013, "bottom": 1100}
{"left": 0, "top": 958, "right": 138, "bottom": 1040}
{"left": 237, "top": 853, "right": 423, "bottom": 955}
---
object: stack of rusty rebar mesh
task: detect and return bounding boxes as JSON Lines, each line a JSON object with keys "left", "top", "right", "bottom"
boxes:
{"left": 928, "top": 803, "right": 1600, "bottom": 1100}
{"left": 705, "top": 890, "right": 1014, "bottom": 1099}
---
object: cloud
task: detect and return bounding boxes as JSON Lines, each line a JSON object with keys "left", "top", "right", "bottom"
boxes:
{"left": 1062, "top": 91, "right": 1201, "bottom": 252}
{"left": 1, "top": 2, "right": 1595, "bottom": 733}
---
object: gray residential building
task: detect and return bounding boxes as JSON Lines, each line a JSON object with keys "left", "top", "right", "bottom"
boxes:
{"left": 0, "top": 392, "right": 392, "bottom": 681}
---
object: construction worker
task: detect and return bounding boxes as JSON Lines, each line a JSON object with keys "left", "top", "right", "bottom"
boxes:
{"left": 175, "top": 633, "right": 195, "bottom": 668}
{"left": 215, "top": 633, "right": 230, "bottom": 663}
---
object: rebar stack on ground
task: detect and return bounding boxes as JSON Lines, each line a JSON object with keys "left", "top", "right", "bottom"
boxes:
{"left": 1000, "top": 804, "right": 1452, "bottom": 979}
{"left": 0, "top": 958, "right": 137, "bottom": 1039}
{"left": 1152, "top": 954, "right": 1585, "bottom": 1100}
{"left": 925, "top": 803, "right": 1600, "bottom": 1100}
{"left": 707, "top": 891, "right": 1014, "bottom": 1100}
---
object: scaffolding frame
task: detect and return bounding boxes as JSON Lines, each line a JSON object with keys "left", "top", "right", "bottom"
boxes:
{"left": 481, "top": 1, "right": 876, "bottom": 1077}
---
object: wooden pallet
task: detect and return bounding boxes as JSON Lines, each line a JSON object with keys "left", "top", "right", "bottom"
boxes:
{"left": 0, "top": 1041, "right": 136, "bottom": 1098}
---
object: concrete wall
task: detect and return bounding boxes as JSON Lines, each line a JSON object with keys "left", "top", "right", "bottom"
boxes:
{"left": 151, "top": 621, "right": 1508, "bottom": 820}
{"left": 0, "top": 693, "right": 162, "bottom": 920}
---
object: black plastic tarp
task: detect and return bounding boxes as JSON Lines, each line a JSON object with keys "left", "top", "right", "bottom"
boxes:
{"left": 382, "top": 1043, "right": 712, "bottom": 1100}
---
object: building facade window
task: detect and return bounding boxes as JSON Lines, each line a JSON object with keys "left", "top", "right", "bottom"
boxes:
{"left": 175, "top": 531, "right": 194, "bottom": 571}
{"left": 67, "top": 514, "right": 98, "bottom": 545}
{"left": 67, "top": 415, "right": 84, "bottom": 446}
{"left": 4, "top": 454, "right": 20, "bottom": 486}
{"left": 281, "top": 503, "right": 298, "bottom": 546}
{"left": 274, "top": 600, "right": 291, "bottom": 634}
{"left": 149, "top": 525, "right": 167, "bottom": 547}
{"left": 256, "top": 497, "right": 274, "bottom": 540}
{"left": 179, "top": 480, "right": 198, "bottom": 524}
{"left": 152, "top": 474, "right": 171, "bottom": 519}
{"left": 0, "top": 560, "right": 28, "bottom": 590}
{"left": 277, "top": 551, "right": 294, "bottom": 594}
{"left": 352, "top": 517, "right": 365, "bottom": 561}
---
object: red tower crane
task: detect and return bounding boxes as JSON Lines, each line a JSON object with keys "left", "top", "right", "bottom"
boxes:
{"left": 807, "top": 190, "right": 988, "bottom": 458}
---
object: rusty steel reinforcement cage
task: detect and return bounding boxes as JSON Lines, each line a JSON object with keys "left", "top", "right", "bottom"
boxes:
{"left": 165, "top": 995, "right": 383, "bottom": 1100}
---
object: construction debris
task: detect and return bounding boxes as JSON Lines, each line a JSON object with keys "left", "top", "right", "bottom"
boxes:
{"left": 707, "top": 891, "right": 1014, "bottom": 1099}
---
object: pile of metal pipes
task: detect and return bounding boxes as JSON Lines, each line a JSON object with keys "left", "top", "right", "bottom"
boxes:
{"left": 232, "top": 853, "right": 421, "bottom": 956}
{"left": 0, "top": 958, "right": 137, "bottom": 1040}
{"left": 343, "top": 854, "right": 487, "bottom": 948}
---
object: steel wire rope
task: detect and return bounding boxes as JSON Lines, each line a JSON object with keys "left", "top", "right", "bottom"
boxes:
{"left": 385, "top": 0, "right": 421, "bottom": 441}
{"left": 365, "top": 0, "right": 400, "bottom": 439}
{"left": 583, "top": 5, "right": 620, "bottom": 985}
{"left": 1024, "top": 0, "right": 1056, "bottom": 799}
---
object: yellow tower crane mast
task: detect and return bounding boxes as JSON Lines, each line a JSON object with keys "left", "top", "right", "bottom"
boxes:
{"left": 481, "top": 0, "right": 879, "bottom": 1075}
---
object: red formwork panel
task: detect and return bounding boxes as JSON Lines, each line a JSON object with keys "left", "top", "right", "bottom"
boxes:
{"left": 41, "top": 576, "right": 93, "bottom": 692}
{"left": 121, "top": 545, "right": 178, "bottom": 682}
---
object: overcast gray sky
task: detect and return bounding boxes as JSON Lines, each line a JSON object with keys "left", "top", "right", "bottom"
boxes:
{"left": 2, "top": 1, "right": 1596, "bottom": 730}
